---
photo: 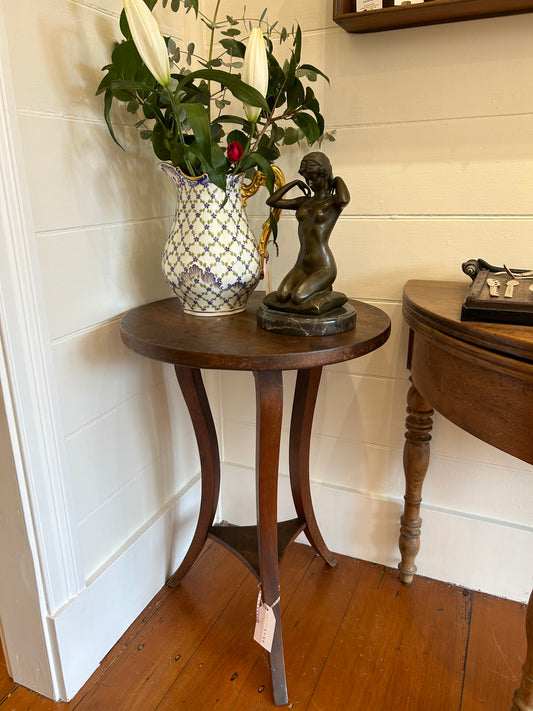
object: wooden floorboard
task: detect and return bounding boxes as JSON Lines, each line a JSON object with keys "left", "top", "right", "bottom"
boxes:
{"left": 462, "top": 591, "right": 527, "bottom": 711}
{"left": 309, "top": 563, "right": 414, "bottom": 710}
{"left": 0, "top": 543, "right": 527, "bottom": 711}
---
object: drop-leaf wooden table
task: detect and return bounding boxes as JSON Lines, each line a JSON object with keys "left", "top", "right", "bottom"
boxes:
{"left": 120, "top": 292, "right": 390, "bottom": 705}
{"left": 398, "top": 280, "right": 533, "bottom": 711}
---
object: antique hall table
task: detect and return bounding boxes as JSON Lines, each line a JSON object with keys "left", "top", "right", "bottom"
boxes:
{"left": 120, "top": 291, "right": 390, "bottom": 705}
{"left": 398, "top": 280, "right": 533, "bottom": 711}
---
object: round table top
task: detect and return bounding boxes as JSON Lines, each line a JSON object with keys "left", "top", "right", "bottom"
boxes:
{"left": 120, "top": 292, "right": 391, "bottom": 371}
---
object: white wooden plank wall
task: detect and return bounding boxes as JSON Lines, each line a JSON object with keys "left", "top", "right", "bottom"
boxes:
{"left": 3, "top": 0, "right": 206, "bottom": 582}
{"left": 220, "top": 1, "right": 533, "bottom": 602}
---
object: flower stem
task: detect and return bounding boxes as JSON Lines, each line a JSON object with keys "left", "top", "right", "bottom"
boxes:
{"left": 207, "top": 0, "right": 222, "bottom": 122}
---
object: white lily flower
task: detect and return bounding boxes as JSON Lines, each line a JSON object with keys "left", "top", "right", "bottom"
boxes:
{"left": 123, "top": 0, "right": 171, "bottom": 86}
{"left": 242, "top": 27, "right": 268, "bottom": 123}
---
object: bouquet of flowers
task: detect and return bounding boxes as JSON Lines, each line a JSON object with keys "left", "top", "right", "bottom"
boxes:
{"left": 96, "top": 0, "right": 332, "bottom": 194}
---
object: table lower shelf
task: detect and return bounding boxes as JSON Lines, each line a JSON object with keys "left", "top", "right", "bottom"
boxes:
{"left": 208, "top": 518, "right": 306, "bottom": 579}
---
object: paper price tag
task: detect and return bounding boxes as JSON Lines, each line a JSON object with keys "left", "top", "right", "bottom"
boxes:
{"left": 253, "top": 602, "right": 276, "bottom": 652}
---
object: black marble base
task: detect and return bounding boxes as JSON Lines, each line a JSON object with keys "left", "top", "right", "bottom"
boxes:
{"left": 262, "top": 289, "right": 348, "bottom": 315}
{"left": 256, "top": 302, "right": 357, "bottom": 336}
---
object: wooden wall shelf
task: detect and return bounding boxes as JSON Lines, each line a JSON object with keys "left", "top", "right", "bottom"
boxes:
{"left": 333, "top": 0, "right": 533, "bottom": 33}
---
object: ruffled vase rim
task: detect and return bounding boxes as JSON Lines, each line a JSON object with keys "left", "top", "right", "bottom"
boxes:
{"left": 159, "top": 163, "right": 244, "bottom": 185}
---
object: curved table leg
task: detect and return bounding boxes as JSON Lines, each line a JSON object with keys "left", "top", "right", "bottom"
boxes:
{"left": 254, "top": 370, "right": 288, "bottom": 707}
{"left": 398, "top": 379, "right": 433, "bottom": 585}
{"left": 513, "top": 590, "right": 533, "bottom": 711}
{"left": 167, "top": 366, "right": 220, "bottom": 588}
{"left": 289, "top": 367, "right": 337, "bottom": 567}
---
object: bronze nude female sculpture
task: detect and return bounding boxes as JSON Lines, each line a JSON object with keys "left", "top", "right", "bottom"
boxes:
{"left": 263, "top": 151, "right": 350, "bottom": 315}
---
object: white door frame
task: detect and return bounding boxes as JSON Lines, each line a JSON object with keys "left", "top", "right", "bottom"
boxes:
{"left": 0, "top": 3, "right": 85, "bottom": 699}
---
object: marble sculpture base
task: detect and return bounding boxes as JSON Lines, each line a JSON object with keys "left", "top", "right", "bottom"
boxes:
{"left": 256, "top": 302, "right": 356, "bottom": 336}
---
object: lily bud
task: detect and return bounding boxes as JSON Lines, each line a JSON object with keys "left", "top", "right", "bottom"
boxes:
{"left": 123, "top": 0, "right": 171, "bottom": 87}
{"left": 242, "top": 27, "right": 268, "bottom": 123}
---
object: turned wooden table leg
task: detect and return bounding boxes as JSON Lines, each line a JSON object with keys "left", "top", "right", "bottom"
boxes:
{"left": 513, "top": 590, "right": 533, "bottom": 711}
{"left": 289, "top": 367, "right": 337, "bottom": 568}
{"left": 254, "top": 370, "right": 288, "bottom": 707}
{"left": 167, "top": 366, "right": 220, "bottom": 588}
{"left": 398, "top": 379, "right": 433, "bottom": 585}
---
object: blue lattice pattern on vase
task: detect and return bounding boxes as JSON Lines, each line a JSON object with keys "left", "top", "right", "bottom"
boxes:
{"left": 161, "top": 166, "right": 261, "bottom": 315}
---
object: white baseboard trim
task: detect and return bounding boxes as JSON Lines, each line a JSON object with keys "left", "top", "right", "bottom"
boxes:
{"left": 46, "top": 477, "right": 201, "bottom": 700}
{"left": 220, "top": 463, "right": 533, "bottom": 604}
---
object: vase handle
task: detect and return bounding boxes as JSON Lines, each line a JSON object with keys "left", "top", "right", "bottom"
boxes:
{"left": 241, "top": 167, "right": 285, "bottom": 280}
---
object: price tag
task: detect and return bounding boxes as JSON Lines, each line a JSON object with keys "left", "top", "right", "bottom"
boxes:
{"left": 254, "top": 602, "right": 276, "bottom": 652}
{"left": 253, "top": 586, "right": 280, "bottom": 653}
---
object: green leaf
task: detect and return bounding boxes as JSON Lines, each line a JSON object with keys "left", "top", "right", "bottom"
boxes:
{"left": 120, "top": 0, "right": 157, "bottom": 40}
{"left": 178, "top": 69, "right": 269, "bottom": 112}
{"left": 170, "top": 141, "right": 189, "bottom": 170}
{"left": 96, "top": 71, "right": 114, "bottom": 96}
{"left": 110, "top": 79, "right": 156, "bottom": 94}
{"left": 287, "top": 77, "right": 304, "bottom": 112}
{"left": 185, "top": 0, "right": 199, "bottom": 16}
{"left": 256, "top": 134, "right": 280, "bottom": 162}
{"left": 284, "top": 50, "right": 297, "bottom": 91}
{"left": 111, "top": 40, "right": 142, "bottom": 78}
{"left": 292, "top": 112, "right": 320, "bottom": 144}
{"left": 182, "top": 102, "right": 213, "bottom": 165}
{"left": 248, "top": 153, "right": 275, "bottom": 192}
{"left": 103, "top": 89, "right": 123, "bottom": 149}
{"left": 219, "top": 38, "right": 246, "bottom": 58}
{"left": 227, "top": 129, "right": 248, "bottom": 147}
{"left": 269, "top": 211, "right": 279, "bottom": 242}
{"left": 298, "top": 63, "right": 330, "bottom": 84}
{"left": 216, "top": 113, "right": 250, "bottom": 127}
{"left": 152, "top": 122, "right": 172, "bottom": 161}
{"left": 283, "top": 126, "right": 300, "bottom": 145}
{"left": 201, "top": 18, "right": 216, "bottom": 31}
{"left": 293, "top": 25, "right": 302, "bottom": 66}
{"left": 119, "top": 9, "right": 131, "bottom": 40}
{"left": 144, "top": 99, "right": 168, "bottom": 127}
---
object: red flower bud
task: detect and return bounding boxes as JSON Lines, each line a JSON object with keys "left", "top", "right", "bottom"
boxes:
{"left": 227, "top": 141, "right": 244, "bottom": 163}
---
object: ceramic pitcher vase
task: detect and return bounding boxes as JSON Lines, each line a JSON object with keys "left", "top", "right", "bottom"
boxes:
{"left": 161, "top": 165, "right": 261, "bottom": 316}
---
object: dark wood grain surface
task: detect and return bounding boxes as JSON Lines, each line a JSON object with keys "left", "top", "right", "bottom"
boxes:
{"left": 120, "top": 292, "right": 391, "bottom": 371}
{"left": 403, "top": 280, "right": 533, "bottom": 362}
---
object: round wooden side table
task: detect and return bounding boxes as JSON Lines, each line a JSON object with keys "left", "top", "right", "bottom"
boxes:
{"left": 120, "top": 292, "right": 391, "bottom": 705}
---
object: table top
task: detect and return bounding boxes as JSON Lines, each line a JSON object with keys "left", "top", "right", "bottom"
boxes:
{"left": 120, "top": 292, "right": 391, "bottom": 371}
{"left": 403, "top": 280, "right": 533, "bottom": 364}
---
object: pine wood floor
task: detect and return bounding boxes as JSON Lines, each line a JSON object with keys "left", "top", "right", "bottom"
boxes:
{"left": 0, "top": 542, "right": 527, "bottom": 711}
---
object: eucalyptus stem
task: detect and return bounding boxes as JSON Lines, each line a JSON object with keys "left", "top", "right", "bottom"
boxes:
{"left": 207, "top": 0, "right": 222, "bottom": 121}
